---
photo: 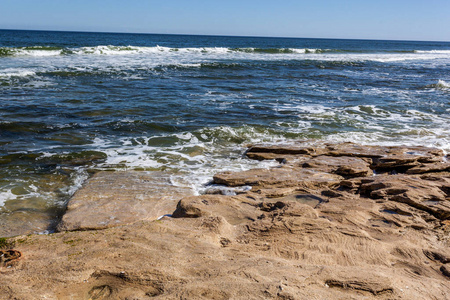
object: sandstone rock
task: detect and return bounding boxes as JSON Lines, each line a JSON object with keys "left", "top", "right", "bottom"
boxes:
{"left": 260, "top": 200, "right": 319, "bottom": 219}
{"left": 302, "top": 155, "right": 372, "bottom": 178}
{"left": 423, "top": 249, "right": 450, "bottom": 264}
{"left": 246, "top": 142, "right": 446, "bottom": 175}
{"left": 325, "top": 143, "right": 443, "bottom": 161}
{"left": 246, "top": 143, "right": 323, "bottom": 156}
{"left": 0, "top": 249, "right": 22, "bottom": 268}
{"left": 324, "top": 275, "right": 393, "bottom": 295}
{"left": 441, "top": 265, "right": 450, "bottom": 278}
{"left": 213, "top": 166, "right": 342, "bottom": 189}
{"left": 245, "top": 152, "right": 309, "bottom": 164}
{"left": 324, "top": 143, "right": 390, "bottom": 158}
{"left": 325, "top": 143, "right": 444, "bottom": 172}
{"left": 360, "top": 175, "right": 450, "bottom": 220}
{"left": 3, "top": 142, "right": 450, "bottom": 300}
{"left": 173, "top": 195, "right": 258, "bottom": 226}
{"left": 371, "top": 147, "right": 443, "bottom": 172}
{"left": 406, "top": 162, "right": 450, "bottom": 174}
{"left": 268, "top": 193, "right": 325, "bottom": 208}
{"left": 57, "top": 171, "right": 193, "bottom": 231}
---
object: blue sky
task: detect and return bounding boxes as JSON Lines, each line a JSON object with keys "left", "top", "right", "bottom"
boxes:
{"left": 0, "top": 0, "right": 449, "bottom": 41}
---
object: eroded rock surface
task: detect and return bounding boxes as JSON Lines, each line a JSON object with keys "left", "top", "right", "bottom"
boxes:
{"left": 1, "top": 142, "right": 450, "bottom": 300}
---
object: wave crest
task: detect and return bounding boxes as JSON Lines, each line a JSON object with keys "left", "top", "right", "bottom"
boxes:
{"left": 424, "top": 80, "right": 450, "bottom": 90}
{"left": 2, "top": 45, "right": 450, "bottom": 58}
{"left": 0, "top": 45, "right": 329, "bottom": 57}
{"left": 435, "top": 80, "right": 450, "bottom": 89}
{"left": 0, "top": 46, "right": 64, "bottom": 57}
{"left": 414, "top": 50, "right": 450, "bottom": 54}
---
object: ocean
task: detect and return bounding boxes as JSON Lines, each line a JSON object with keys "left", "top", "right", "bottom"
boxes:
{"left": 1, "top": 29, "right": 449, "bottom": 237}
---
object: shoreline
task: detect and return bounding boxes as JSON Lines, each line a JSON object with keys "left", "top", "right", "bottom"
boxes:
{"left": 1, "top": 141, "right": 450, "bottom": 299}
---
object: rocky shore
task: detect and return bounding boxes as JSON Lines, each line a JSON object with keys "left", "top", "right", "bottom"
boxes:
{"left": 1, "top": 141, "right": 450, "bottom": 299}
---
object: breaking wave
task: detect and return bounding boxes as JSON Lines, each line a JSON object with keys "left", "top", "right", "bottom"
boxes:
{"left": 2, "top": 45, "right": 450, "bottom": 58}
{"left": 0, "top": 46, "right": 64, "bottom": 57}
{"left": 0, "top": 69, "right": 36, "bottom": 78}
{"left": 425, "top": 80, "right": 450, "bottom": 90}
{"left": 435, "top": 80, "right": 450, "bottom": 89}
{"left": 0, "top": 45, "right": 326, "bottom": 57}
{"left": 414, "top": 50, "right": 450, "bottom": 54}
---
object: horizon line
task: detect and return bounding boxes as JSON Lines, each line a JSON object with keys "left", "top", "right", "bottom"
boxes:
{"left": 1, "top": 28, "right": 449, "bottom": 44}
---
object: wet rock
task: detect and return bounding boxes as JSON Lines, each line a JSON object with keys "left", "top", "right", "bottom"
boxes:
{"left": 202, "top": 185, "right": 252, "bottom": 196}
{"left": 57, "top": 171, "right": 193, "bottom": 231}
{"left": 40, "top": 151, "right": 108, "bottom": 166}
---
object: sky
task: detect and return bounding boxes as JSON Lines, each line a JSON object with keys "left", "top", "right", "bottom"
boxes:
{"left": 0, "top": 0, "right": 449, "bottom": 41}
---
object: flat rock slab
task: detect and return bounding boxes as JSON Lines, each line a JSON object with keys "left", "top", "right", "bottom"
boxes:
{"left": 213, "top": 166, "right": 342, "bottom": 189}
{"left": 302, "top": 155, "right": 373, "bottom": 178}
{"left": 247, "top": 144, "right": 325, "bottom": 156}
{"left": 247, "top": 142, "right": 445, "bottom": 173}
{"left": 406, "top": 162, "right": 450, "bottom": 174}
{"left": 57, "top": 171, "right": 193, "bottom": 231}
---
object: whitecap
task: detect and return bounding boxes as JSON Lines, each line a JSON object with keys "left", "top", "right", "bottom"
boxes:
{"left": 0, "top": 69, "right": 36, "bottom": 78}
{"left": 414, "top": 50, "right": 450, "bottom": 54}
{"left": 0, "top": 189, "right": 16, "bottom": 206}
{"left": 436, "top": 80, "right": 450, "bottom": 89}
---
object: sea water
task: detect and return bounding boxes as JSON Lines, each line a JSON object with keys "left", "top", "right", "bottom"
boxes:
{"left": 1, "top": 30, "right": 449, "bottom": 236}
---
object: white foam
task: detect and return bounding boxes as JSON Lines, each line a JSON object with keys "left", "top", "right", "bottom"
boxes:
{"left": 289, "top": 48, "right": 320, "bottom": 54}
{"left": 76, "top": 45, "right": 150, "bottom": 55}
{"left": 3, "top": 45, "right": 450, "bottom": 87}
{"left": 436, "top": 80, "right": 450, "bottom": 89}
{"left": 414, "top": 50, "right": 450, "bottom": 54}
{"left": 276, "top": 104, "right": 328, "bottom": 114}
{"left": 19, "top": 49, "right": 62, "bottom": 57}
{"left": 3, "top": 47, "right": 63, "bottom": 57}
{"left": 64, "top": 167, "right": 89, "bottom": 197}
{"left": 0, "top": 189, "right": 16, "bottom": 206}
{"left": 0, "top": 69, "right": 36, "bottom": 78}
{"left": 72, "top": 45, "right": 233, "bottom": 56}
{"left": 2, "top": 45, "right": 450, "bottom": 67}
{"left": 88, "top": 126, "right": 283, "bottom": 194}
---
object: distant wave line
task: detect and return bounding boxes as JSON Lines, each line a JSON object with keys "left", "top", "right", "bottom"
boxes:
{"left": 2, "top": 45, "right": 450, "bottom": 57}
